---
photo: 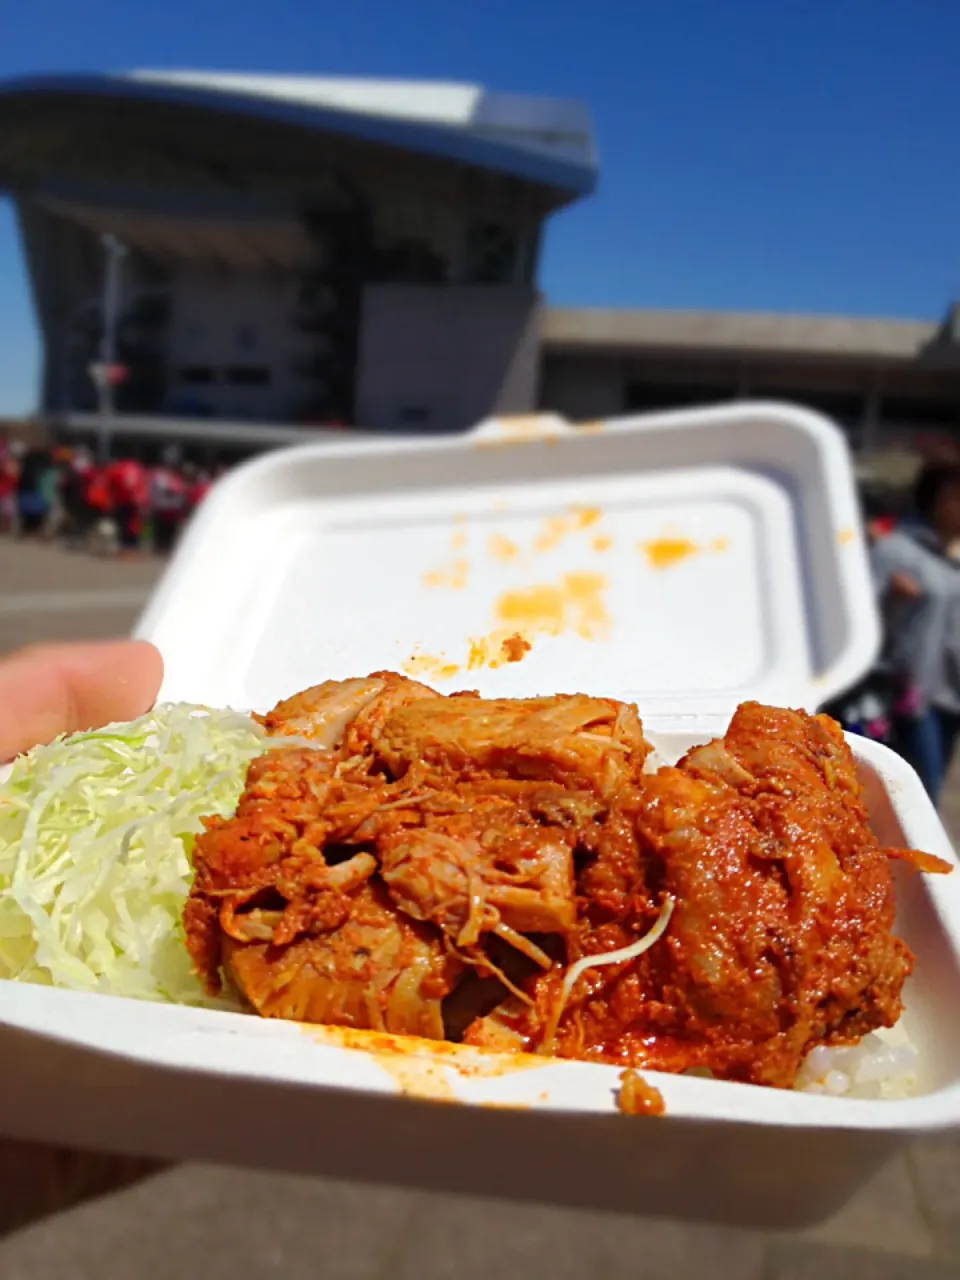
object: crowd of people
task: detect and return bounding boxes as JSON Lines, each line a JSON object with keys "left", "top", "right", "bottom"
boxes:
{"left": 830, "top": 461, "right": 960, "bottom": 805}
{"left": 0, "top": 441, "right": 218, "bottom": 557}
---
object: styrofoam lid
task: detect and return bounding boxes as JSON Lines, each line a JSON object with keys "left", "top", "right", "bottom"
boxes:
{"left": 137, "top": 403, "right": 881, "bottom": 721}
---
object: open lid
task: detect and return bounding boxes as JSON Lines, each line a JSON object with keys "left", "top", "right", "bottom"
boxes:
{"left": 136, "top": 402, "right": 881, "bottom": 725}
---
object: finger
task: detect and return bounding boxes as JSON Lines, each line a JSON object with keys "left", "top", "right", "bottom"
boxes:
{"left": 0, "top": 640, "right": 164, "bottom": 762}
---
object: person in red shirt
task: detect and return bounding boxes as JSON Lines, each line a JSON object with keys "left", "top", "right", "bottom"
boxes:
{"left": 82, "top": 463, "right": 112, "bottom": 518}
{"left": 867, "top": 513, "right": 896, "bottom": 543}
{"left": 104, "top": 456, "right": 149, "bottom": 554}
{"left": 0, "top": 445, "right": 18, "bottom": 535}
{"left": 150, "top": 454, "right": 189, "bottom": 554}
{"left": 76, "top": 461, "right": 115, "bottom": 555}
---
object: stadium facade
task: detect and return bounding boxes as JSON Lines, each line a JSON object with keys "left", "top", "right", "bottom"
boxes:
{"left": 0, "top": 70, "right": 958, "bottom": 468}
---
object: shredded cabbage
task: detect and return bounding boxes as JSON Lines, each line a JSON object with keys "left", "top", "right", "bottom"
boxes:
{"left": 0, "top": 703, "right": 267, "bottom": 1005}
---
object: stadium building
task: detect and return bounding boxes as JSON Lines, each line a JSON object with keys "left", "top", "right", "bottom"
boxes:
{"left": 0, "top": 70, "right": 958, "bottom": 473}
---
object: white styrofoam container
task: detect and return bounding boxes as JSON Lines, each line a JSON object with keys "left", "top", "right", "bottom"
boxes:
{"left": 0, "top": 401, "right": 957, "bottom": 1230}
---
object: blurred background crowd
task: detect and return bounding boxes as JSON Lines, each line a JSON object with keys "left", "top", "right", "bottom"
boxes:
{"left": 0, "top": 438, "right": 221, "bottom": 557}
{"left": 828, "top": 460, "right": 960, "bottom": 804}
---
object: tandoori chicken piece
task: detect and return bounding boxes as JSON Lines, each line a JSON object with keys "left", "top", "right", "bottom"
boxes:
{"left": 372, "top": 692, "right": 650, "bottom": 798}
{"left": 255, "top": 676, "right": 387, "bottom": 746}
{"left": 255, "top": 672, "right": 437, "bottom": 752}
{"left": 184, "top": 745, "right": 462, "bottom": 1034}
{"left": 377, "top": 785, "right": 577, "bottom": 956}
{"left": 368, "top": 692, "right": 649, "bottom": 964}
{"left": 466, "top": 703, "right": 949, "bottom": 1088}
{"left": 222, "top": 879, "right": 459, "bottom": 1038}
{"left": 670, "top": 703, "right": 948, "bottom": 1058}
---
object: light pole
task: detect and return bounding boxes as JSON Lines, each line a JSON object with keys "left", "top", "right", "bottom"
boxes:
{"left": 97, "top": 233, "right": 127, "bottom": 463}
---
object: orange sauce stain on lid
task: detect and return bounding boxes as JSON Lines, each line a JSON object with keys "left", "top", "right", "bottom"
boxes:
{"left": 564, "top": 572, "right": 610, "bottom": 639}
{"left": 838, "top": 527, "right": 855, "bottom": 546}
{"left": 496, "top": 414, "right": 541, "bottom": 432}
{"left": 303, "top": 1023, "right": 544, "bottom": 1071}
{"left": 530, "top": 506, "right": 604, "bottom": 554}
{"left": 534, "top": 516, "right": 571, "bottom": 554}
{"left": 465, "top": 635, "right": 492, "bottom": 671}
{"left": 640, "top": 537, "right": 700, "bottom": 570}
{"left": 451, "top": 530, "right": 467, "bottom": 552}
{"left": 473, "top": 416, "right": 560, "bottom": 449}
{"left": 709, "top": 536, "right": 730, "bottom": 554}
{"left": 569, "top": 505, "right": 602, "bottom": 530}
{"left": 422, "top": 558, "right": 469, "bottom": 591}
{"left": 496, "top": 583, "right": 566, "bottom": 635}
{"left": 375, "top": 1057, "right": 458, "bottom": 1101}
{"left": 488, "top": 533, "right": 519, "bottom": 563}
{"left": 592, "top": 534, "right": 612, "bottom": 553}
{"left": 414, "top": 527, "right": 613, "bottom": 677}
{"left": 402, "top": 651, "right": 461, "bottom": 681}
{"left": 466, "top": 630, "right": 534, "bottom": 671}
{"left": 300, "top": 1023, "right": 545, "bottom": 1103}
{"left": 495, "top": 573, "right": 610, "bottom": 641}
{"left": 500, "top": 632, "right": 531, "bottom": 663}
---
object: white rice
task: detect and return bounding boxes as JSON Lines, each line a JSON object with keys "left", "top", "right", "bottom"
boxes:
{"left": 794, "top": 1022, "right": 919, "bottom": 1099}
{"left": 682, "top": 1025, "right": 919, "bottom": 1098}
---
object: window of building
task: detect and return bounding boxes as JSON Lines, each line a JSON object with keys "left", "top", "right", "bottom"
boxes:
{"left": 463, "top": 222, "right": 521, "bottom": 284}
{"left": 625, "top": 382, "right": 738, "bottom": 412}
{"left": 749, "top": 388, "right": 866, "bottom": 426}
{"left": 881, "top": 394, "right": 960, "bottom": 429}
{"left": 376, "top": 239, "right": 448, "bottom": 284}
{"left": 226, "top": 365, "right": 271, "bottom": 386}
{"left": 397, "top": 405, "right": 430, "bottom": 428}
{"left": 373, "top": 196, "right": 456, "bottom": 276}
{"left": 179, "top": 366, "right": 215, "bottom": 385}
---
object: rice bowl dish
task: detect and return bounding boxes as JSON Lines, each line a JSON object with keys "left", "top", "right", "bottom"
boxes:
{"left": 0, "top": 672, "right": 948, "bottom": 1112}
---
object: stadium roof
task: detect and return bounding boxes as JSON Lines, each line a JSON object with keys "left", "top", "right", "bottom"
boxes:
{"left": 0, "top": 70, "right": 597, "bottom": 199}
{"left": 541, "top": 308, "right": 952, "bottom": 363}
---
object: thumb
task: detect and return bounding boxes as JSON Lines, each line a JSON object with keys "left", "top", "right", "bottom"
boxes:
{"left": 0, "top": 640, "right": 164, "bottom": 763}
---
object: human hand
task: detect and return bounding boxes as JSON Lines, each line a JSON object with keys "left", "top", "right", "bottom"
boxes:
{"left": 888, "top": 570, "right": 923, "bottom": 601}
{"left": 0, "top": 639, "right": 168, "bottom": 1234}
{"left": 0, "top": 639, "right": 163, "bottom": 763}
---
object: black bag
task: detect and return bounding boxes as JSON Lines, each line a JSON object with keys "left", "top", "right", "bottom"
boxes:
{"left": 821, "top": 668, "right": 899, "bottom": 744}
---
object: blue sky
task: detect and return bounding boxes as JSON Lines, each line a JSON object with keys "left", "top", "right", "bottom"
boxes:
{"left": 0, "top": 0, "right": 958, "bottom": 414}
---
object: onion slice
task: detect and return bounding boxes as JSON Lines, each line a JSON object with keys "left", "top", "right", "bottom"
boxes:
{"left": 539, "top": 895, "right": 675, "bottom": 1055}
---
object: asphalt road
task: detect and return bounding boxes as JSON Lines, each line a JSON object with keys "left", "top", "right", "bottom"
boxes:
{"left": 0, "top": 537, "right": 958, "bottom": 1280}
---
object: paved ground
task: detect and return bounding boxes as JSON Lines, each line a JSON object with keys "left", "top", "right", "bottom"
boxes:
{"left": 1, "top": 537, "right": 959, "bottom": 1278}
